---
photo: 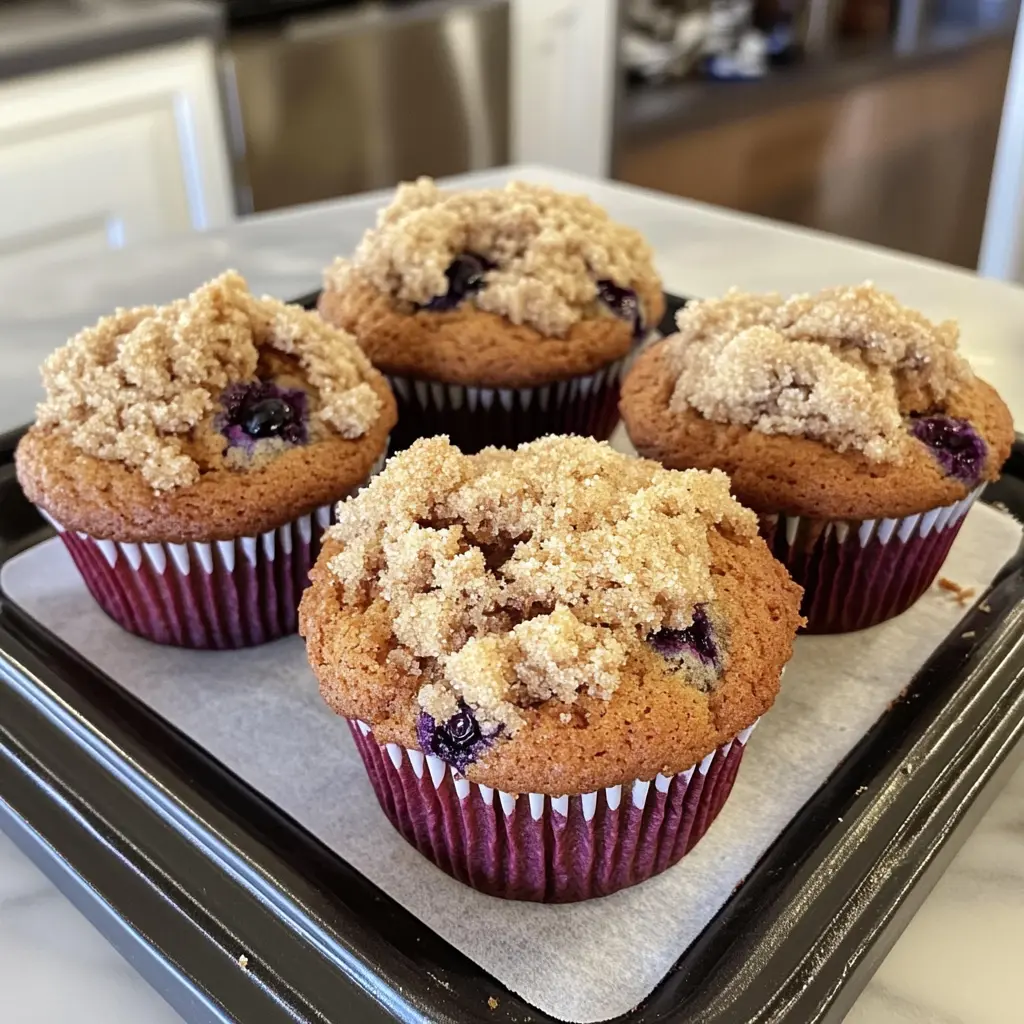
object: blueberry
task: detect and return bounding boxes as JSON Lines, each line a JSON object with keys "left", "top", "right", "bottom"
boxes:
{"left": 422, "top": 253, "right": 492, "bottom": 312}
{"left": 910, "top": 415, "right": 987, "bottom": 485}
{"left": 241, "top": 397, "right": 295, "bottom": 439}
{"left": 417, "top": 702, "right": 497, "bottom": 771}
{"left": 219, "top": 381, "right": 308, "bottom": 451}
{"left": 648, "top": 606, "right": 720, "bottom": 667}
{"left": 597, "top": 279, "right": 644, "bottom": 340}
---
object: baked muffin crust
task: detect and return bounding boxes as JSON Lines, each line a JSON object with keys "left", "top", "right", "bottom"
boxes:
{"left": 320, "top": 178, "right": 666, "bottom": 387}
{"left": 621, "top": 286, "right": 1014, "bottom": 519}
{"left": 319, "top": 280, "right": 652, "bottom": 388}
{"left": 300, "top": 436, "right": 803, "bottom": 794}
{"left": 17, "top": 272, "right": 397, "bottom": 541}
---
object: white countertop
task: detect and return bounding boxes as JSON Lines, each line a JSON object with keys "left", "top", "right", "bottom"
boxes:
{"left": 3, "top": 165, "right": 1024, "bottom": 431}
{"left": 1, "top": 166, "right": 1023, "bottom": 1022}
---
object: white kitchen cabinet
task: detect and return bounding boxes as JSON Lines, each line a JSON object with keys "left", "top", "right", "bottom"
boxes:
{"left": 511, "top": 0, "right": 618, "bottom": 177}
{"left": 0, "top": 38, "right": 234, "bottom": 275}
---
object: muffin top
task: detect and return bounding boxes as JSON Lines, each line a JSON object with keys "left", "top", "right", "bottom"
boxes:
{"left": 300, "top": 435, "right": 803, "bottom": 794}
{"left": 319, "top": 178, "right": 666, "bottom": 387}
{"left": 16, "top": 272, "right": 397, "bottom": 542}
{"left": 621, "top": 284, "right": 1014, "bottom": 520}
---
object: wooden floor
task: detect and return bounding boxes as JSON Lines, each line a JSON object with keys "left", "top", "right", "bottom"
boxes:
{"left": 616, "top": 41, "right": 1012, "bottom": 269}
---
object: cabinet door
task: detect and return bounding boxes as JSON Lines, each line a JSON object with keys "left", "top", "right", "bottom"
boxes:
{"left": 0, "top": 39, "right": 234, "bottom": 274}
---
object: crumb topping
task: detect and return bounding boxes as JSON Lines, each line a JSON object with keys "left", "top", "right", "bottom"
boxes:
{"left": 325, "top": 435, "right": 757, "bottom": 732}
{"left": 666, "top": 284, "right": 973, "bottom": 461}
{"left": 325, "top": 177, "right": 660, "bottom": 337}
{"left": 35, "top": 271, "right": 383, "bottom": 490}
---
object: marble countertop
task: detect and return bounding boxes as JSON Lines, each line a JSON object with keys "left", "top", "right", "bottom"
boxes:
{"left": 847, "top": 760, "right": 1024, "bottom": 1023}
{"left": 0, "top": 829, "right": 182, "bottom": 1024}
{"left": 2, "top": 166, "right": 1023, "bottom": 1022}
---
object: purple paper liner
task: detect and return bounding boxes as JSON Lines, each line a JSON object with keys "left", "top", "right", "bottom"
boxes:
{"left": 348, "top": 718, "right": 756, "bottom": 903}
{"left": 41, "top": 449, "right": 387, "bottom": 649}
{"left": 52, "top": 506, "right": 334, "bottom": 648}
{"left": 760, "top": 487, "right": 984, "bottom": 634}
{"left": 385, "top": 356, "right": 627, "bottom": 455}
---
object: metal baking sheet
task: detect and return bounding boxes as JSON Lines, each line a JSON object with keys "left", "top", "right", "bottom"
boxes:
{"left": 3, "top": 498, "right": 1017, "bottom": 1022}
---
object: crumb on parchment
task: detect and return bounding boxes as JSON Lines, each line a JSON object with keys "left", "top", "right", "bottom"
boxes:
{"left": 325, "top": 435, "right": 757, "bottom": 732}
{"left": 666, "top": 284, "right": 972, "bottom": 462}
{"left": 937, "top": 576, "right": 976, "bottom": 605}
{"left": 36, "top": 271, "right": 382, "bottom": 491}
{"left": 324, "top": 177, "right": 660, "bottom": 338}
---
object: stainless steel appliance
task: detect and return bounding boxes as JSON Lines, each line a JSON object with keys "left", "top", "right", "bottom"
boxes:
{"left": 224, "top": 0, "right": 509, "bottom": 212}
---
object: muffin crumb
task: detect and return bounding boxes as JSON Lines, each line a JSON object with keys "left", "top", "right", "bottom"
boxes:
{"left": 36, "top": 271, "right": 382, "bottom": 490}
{"left": 666, "top": 284, "right": 972, "bottom": 461}
{"left": 325, "top": 435, "right": 757, "bottom": 731}
{"left": 325, "top": 178, "right": 660, "bottom": 337}
{"left": 937, "top": 576, "right": 976, "bottom": 605}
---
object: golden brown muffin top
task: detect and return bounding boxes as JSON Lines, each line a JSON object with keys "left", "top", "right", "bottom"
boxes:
{"left": 621, "top": 343, "right": 1013, "bottom": 521}
{"left": 300, "top": 436, "right": 803, "bottom": 793}
{"left": 16, "top": 377, "right": 395, "bottom": 543}
{"left": 34, "top": 271, "right": 383, "bottom": 492}
{"left": 324, "top": 177, "right": 662, "bottom": 339}
{"left": 665, "top": 284, "right": 972, "bottom": 462}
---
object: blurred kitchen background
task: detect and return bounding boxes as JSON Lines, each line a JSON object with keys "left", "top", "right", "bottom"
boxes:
{"left": 2, "top": 0, "right": 1021, "bottom": 279}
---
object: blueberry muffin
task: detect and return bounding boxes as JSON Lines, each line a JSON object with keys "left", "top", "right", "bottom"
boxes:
{"left": 16, "top": 271, "right": 397, "bottom": 648}
{"left": 318, "top": 177, "right": 665, "bottom": 453}
{"left": 620, "top": 284, "right": 1014, "bottom": 632}
{"left": 300, "top": 435, "right": 802, "bottom": 901}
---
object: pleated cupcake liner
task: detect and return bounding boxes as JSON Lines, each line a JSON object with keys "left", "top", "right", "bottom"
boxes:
{"left": 385, "top": 356, "right": 628, "bottom": 455}
{"left": 760, "top": 486, "right": 984, "bottom": 634}
{"left": 40, "top": 448, "right": 387, "bottom": 649}
{"left": 348, "top": 717, "right": 757, "bottom": 903}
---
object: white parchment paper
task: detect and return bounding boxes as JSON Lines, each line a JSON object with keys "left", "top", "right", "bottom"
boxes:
{"left": 2, "top": 504, "right": 1019, "bottom": 1022}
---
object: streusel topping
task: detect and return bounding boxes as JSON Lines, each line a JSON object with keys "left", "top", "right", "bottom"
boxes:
{"left": 325, "top": 435, "right": 757, "bottom": 732}
{"left": 324, "top": 177, "right": 660, "bottom": 337}
{"left": 36, "top": 271, "right": 383, "bottom": 490}
{"left": 667, "top": 284, "right": 973, "bottom": 461}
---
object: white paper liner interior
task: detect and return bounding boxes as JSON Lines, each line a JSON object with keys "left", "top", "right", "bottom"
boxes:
{"left": 39, "top": 504, "right": 335, "bottom": 573}
{"left": 1, "top": 501, "right": 1019, "bottom": 1023}
{"left": 387, "top": 357, "right": 626, "bottom": 414}
{"left": 362, "top": 717, "right": 758, "bottom": 818}
{"left": 763, "top": 484, "right": 984, "bottom": 547}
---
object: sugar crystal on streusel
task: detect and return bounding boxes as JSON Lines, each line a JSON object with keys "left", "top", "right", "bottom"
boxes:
{"left": 667, "top": 284, "right": 972, "bottom": 461}
{"left": 325, "top": 435, "right": 757, "bottom": 732}
{"left": 324, "top": 178, "right": 661, "bottom": 338}
{"left": 35, "top": 271, "right": 382, "bottom": 490}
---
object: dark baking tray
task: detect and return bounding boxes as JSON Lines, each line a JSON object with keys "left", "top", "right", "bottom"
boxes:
{"left": 2, "top": 292, "right": 1024, "bottom": 1024}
